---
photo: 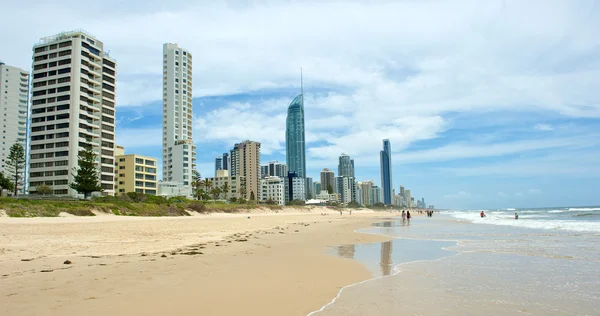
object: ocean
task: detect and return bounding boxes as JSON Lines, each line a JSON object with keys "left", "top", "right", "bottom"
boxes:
{"left": 310, "top": 207, "right": 600, "bottom": 315}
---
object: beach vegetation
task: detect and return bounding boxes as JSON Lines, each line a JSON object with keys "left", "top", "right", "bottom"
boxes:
{"left": 5, "top": 143, "right": 25, "bottom": 196}
{"left": 69, "top": 143, "right": 102, "bottom": 199}
{"left": 0, "top": 172, "right": 14, "bottom": 194}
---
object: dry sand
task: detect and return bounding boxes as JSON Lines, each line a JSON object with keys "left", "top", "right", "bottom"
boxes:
{"left": 0, "top": 207, "right": 391, "bottom": 316}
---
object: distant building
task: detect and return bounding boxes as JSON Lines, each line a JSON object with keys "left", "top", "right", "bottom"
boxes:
{"left": 371, "top": 186, "right": 382, "bottom": 205}
{"left": 380, "top": 139, "right": 393, "bottom": 204}
{"left": 222, "top": 152, "right": 229, "bottom": 171}
{"left": 315, "top": 190, "right": 339, "bottom": 203}
{"left": 230, "top": 140, "right": 261, "bottom": 201}
{"left": 405, "top": 189, "right": 412, "bottom": 208}
{"left": 158, "top": 181, "right": 192, "bottom": 198}
{"left": 359, "top": 181, "right": 375, "bottom": 206}
{"left": 261, "top": 161, "right": 287, "bottom": 178}
{"left": 215, "top": 156, "right": 223, "bottom": 175}
{"left": 115, "top": 150, "right": 158, "bottom": 195}
{"left": 261, "top": 176, "right": 284, "bottom": 205}
{"left": 0, "top": 62, "right": 29, "bottom": 194}
{"left": 335, "top": 176, "right": 354, "bottom": 205}
{"left": 286, "top": 92, "right": 306, "bottom": 178}
{"left": 320, "top": 168, "right": 335, "bottom": 193}
{"left": 338, "top": 153, "right": 355, "bottom": 178}
{"left": 305, "top": 176, "right": 313, "bottom": 199}
{"left": 205, "top": 169, "right": 246, "bottom": 200}
{"left": 285, "top": 171, "right": 306, "bottom": 202}
{"left": 314, "top": 181, "right": 321, "bottom": 195}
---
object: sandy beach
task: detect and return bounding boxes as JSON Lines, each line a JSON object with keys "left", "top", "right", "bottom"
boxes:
{"left": 0, "top": 208, "right": 390, "bottom": 316}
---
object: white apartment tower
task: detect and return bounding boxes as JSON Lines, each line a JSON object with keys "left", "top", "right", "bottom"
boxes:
{"left": 162, "top": 43, "right": 195, "bottom": 186}
{"left": 29, "top": 31, "right": 117, "bottom": 196}
{"left": 0, "top": 62, "right": 29, "bottom": 193}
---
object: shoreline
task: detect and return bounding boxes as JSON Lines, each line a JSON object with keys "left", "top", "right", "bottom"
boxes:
{"left": 0, "top": 210, "right": 392, "bottom": 315}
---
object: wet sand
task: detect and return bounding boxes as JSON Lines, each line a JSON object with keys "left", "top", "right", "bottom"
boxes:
{"left": 0, "top": 209, "right": 390, "bottom": 316}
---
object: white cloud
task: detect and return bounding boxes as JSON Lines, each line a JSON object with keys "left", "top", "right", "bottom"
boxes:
{"left": 534, "top": 124, "right": 554, "bottom": 131}
{"left": 444, "top": 191, "right": 471, "bottom": 199}
{"left": 528, "top": 188, "right": 542, "bottom": 194}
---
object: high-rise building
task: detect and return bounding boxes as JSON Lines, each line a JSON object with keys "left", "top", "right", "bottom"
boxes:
{"left": 162, "top": 43, "right": 196, "bottom": 187}
{"left": 380, "top": 139, "right": 393, "bottom": 205}
{"left": 338, "top": 153, "right": 354, "bottom": 178}
{"left": 405, "top": 189, "right": 412, "bottom": 208}
{"left": 320, "top": 168, "right": 335, "bottom": 193}
{"left": 305, "top": 176, "right": 313, "bottom": 199}
{"left": 359, "top": 181, "right": 374, "bottom": 206}
{"left": 222, "top": 152, "right": 229, "bottom": 171}
{"left": 285, "top": 82, "right": 306, "bottom": 179}
{"left": 261, "top": 161, "right": 287, "bottom": 178}
{"left": 115, "top": 149, "right": 158, "bottom": 195}
{"left": 285, "top": 171, "right": 305, "bottom": 202}
{"left": 28, "top": 31, "right": 116, "bottom": 196}
{"left": 0, "top": 62, "right": 29, "bottom": 193}
{"left": 215, "top": 156, "right": 223, "bottom": 175}
{"left": 335, "top": 176, "right": 354, "bottom": 205}
{"left": 314, "top": 181, "right": 321, "bottom": 195}
{"left": 371, "top": 185, "right": 382, "bottom": 205}
{"left": 230, "top": 140, "right": 261, "bottom": 201}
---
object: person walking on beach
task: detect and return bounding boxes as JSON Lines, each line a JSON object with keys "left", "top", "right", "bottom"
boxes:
{"left": 407, "top": 211, "right": 411, "bottom": 222}
{"left": 402, "top": 210, "right": 406, "bottom": 222}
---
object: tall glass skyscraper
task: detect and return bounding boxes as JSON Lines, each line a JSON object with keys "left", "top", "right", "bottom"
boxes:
{"left": 380, "top": 139, "right": 393, "bottom": 205}
{"left": 285, "top": 94, "right": 306, "bottom": 178}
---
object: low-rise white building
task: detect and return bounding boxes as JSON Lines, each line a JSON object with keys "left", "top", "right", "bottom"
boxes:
{"left": 315, "top": 190, "right": 339, "bottom": 203}
{"left": 158, "top": 181, "right": 193, "bottom": 198}
{"left": 261, "top": 176, "right": 284, "bottom": 205}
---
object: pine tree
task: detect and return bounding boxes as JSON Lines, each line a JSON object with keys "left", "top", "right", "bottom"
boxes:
{"left": 69, "top": 143, "right": 102, "bottom": 199}
{"left": 5, "top": 143, "right": 25, "bottom": 196}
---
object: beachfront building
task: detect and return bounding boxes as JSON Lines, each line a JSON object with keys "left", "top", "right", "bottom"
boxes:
{"left": 315, "top": 190, "right": 339, "bottom": 203}
{"left": 261, "top": 160, "right": 287, "bottom": 179}
{"left": 371, "top": 186, "right": 382, "bottom": 205}
{"left": 222, "top": 152, "right": 229, "bottom": 171}
{"left": 380, "top": 139, "right": 393, "bottom": 204}
{"left": 338, "top": 153, "right": 355, "bottom": 178}
{"left": 158, "top": 181, "right": 192, "bottom": 198}
{"left": 335, "top": 176, "right": 355, "bottom": 206}
{"left": 205, "top": 169, "right": 246, "bottom": 200}
{"left": 162, "top": 43, "right": 196, "bottom": 187}
{"left": 359, "top": 181, "right": 374, "bottom": 206}
{"left": 230, "top": 140, "right": 261, "bottom": 201}
{"left": 261, "top": 176, "right": 284, "bottom": 205}
{"left": 320, "top": 168, "right": 335, "bottom": 193}
{"left": 0, "top": 62, "right": 29, "bottom": 193}
{"left": 28, "top": 30, "right": 116, "bottom": 197}
{"left": 114, "top": 147, "right": 158, "bottom": 195}
{"left": 285, "top": 171, "right": 306, "bottom": 202}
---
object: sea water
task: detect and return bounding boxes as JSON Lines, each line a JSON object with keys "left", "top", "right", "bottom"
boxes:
{"left": 311, "top": 208, "right": 600, "bottom": 315}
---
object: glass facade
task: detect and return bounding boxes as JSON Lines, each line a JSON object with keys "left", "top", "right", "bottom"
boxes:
{"left": 285, "top": 94, "right": 306, "bottom": 178}
{"left": 380, "top": 139, "right": 393, "bottom": 205}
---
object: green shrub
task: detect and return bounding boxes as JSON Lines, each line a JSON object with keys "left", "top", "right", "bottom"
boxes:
{"left": 187, "top": 202, "right": 207, "bottom": 213}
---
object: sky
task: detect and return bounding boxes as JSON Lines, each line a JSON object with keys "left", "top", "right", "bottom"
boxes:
{"left": 1, "top": 0, "right": 599, "bottom": 209}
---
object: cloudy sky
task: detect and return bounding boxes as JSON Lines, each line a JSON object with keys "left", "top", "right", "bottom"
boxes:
{"left": 2, "top": 0, "right": 599, "bottom": 209}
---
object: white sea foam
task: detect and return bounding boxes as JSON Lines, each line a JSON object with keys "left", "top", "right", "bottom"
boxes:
{"left": 568, "top": 207, "right": 600, "bottom": 211}
{"left": 449, "top": 212, "right": 600, "bottom": 233}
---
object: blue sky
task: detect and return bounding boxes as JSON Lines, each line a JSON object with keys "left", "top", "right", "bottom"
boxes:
{"left": 2, "top": 0, "right": 600, "bottom": 209}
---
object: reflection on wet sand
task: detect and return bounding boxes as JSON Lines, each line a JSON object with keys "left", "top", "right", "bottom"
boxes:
{"left": 335, "top": 240, "right": 394, "bottom": 276}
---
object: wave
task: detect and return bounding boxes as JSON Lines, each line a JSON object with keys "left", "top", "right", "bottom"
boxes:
{"left": 568, "top": 207, "right": 600, "bottom": 211}
{"left": 449, "top": 212, "right": 600, "bottom": 233}
{"left": 573, "top": 213, "right": 600, "bottom": 217}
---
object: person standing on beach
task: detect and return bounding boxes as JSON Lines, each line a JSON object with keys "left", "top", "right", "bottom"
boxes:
{"left": 407, "top": 211, "right": 411, "bottom": 222}
{"left": 402, "top": 210, "right": 406, "bottom": 222}
{"left": 515, "top": 212, "right": 519, "bottom": 220}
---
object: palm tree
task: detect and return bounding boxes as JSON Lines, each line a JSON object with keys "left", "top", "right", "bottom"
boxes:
{"left": 203, "top": 179, "right": 213, "bottom": 194}
{"left": 210, "top": 187, "right": 221, "bottom": 200}
{"left": 191, "top": 170, "right": 202, "bottom": 200}
{"left": 239, "top": 183, "right": 247, "bottom": 200}
{"left": 220, "top": 182, "right": 229, "bottom": 200}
